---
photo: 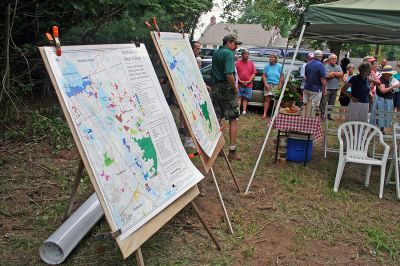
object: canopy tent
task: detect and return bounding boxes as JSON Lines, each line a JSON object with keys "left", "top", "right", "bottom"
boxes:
{"left": 292, "top": 0, "right": 400, "bottom": 44}
{"left": 245, "top": 0, "right": 400, "bottom": 194}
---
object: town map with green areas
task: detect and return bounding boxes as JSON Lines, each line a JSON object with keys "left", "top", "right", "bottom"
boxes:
{"left": 155, "top": 32, "right": 222, "bottom": 157}
{"left": 43, "top": 44, "right": 203, "bottom": 240}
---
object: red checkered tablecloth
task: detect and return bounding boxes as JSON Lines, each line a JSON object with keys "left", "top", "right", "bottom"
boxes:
{"left": 272, "top": 113, "right": 323, "bottom": 140}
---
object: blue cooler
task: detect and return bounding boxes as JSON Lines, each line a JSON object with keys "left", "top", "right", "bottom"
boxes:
{"left": 286, "top": 135, "right": 313, "bottom": 162}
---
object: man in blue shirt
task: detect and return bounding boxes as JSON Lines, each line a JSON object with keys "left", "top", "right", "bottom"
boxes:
{"left": 262, "top": 54, "right": 284, "bottom": 118}
{"left": 303, "top": 50, "right": 327, "bottom": 117}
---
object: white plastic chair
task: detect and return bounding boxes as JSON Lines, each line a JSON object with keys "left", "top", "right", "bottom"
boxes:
{"left": 334, "top": 122, "right": 390, "bottom": 198}
{"left": 385, "top": 123, "right": 400, "bottom": 199}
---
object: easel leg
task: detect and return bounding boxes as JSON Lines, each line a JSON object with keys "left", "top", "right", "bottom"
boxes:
{"left": 210, "top": 167, "right": 234, "bottom": 234}
{"left": 191, "top": 202, "right": 222, "bottom": 250}
{"left": 135, "top": 248, "right": 145, "bottom": 266}
{"left": 65, "top": 159, "right": 85, "bottom": 217}
{"left": 221, "top": 149, "right": 241, "bottom": 192}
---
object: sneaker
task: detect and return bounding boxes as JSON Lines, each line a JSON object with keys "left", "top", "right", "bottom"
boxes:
{"left": 242, "top": 111, "right": 247, "bottom": 115}
{"left": 184, "top": 137, "right": 196, "bottom": 148}
{"left": 228, "top": 150, "right": 242, "bottom": 161}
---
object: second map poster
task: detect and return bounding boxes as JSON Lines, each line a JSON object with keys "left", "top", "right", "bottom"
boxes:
{"left": 153, "top": 32, "right": 222, "bottom": 157}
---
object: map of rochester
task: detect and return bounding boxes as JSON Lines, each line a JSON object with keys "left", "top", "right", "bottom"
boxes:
{"left": 154, "top": 32, "right": 222, "bottom": 157}
{"left": 42, "top": 44, "right": 203, "bottom": 240}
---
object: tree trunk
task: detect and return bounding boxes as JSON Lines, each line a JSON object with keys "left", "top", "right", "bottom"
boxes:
{"left": 374, "top": 44, "right": 380, "bottom": 58}
{"left": 2, "top": 2, "right": 10, "bottom": 97}
{"left": 189, "top": 14, "right": 201, "bottom": 42}
{"left": 327, "top": 41, "right": 343, "bottom": 57}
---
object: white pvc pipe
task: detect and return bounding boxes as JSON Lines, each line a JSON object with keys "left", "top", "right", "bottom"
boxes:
{"left": 245, "top": 24, "right": 307, "bottom": 194}
{"left": 39, "top": 193, "right": 104, "bottom": 264}
{"left": 210, "top": 167, "right": 234, "bottom": 234}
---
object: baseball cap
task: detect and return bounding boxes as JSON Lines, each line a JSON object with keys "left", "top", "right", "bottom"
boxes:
{"left": 223, "top": 34, "right": 243, "bottom": 45}
{"left": 314, "top": 50, "right": 323, "bottom": 57}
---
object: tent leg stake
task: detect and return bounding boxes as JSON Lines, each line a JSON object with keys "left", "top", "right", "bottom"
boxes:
{"left": 244, "top": 23, "right": 307, "bottom": 194}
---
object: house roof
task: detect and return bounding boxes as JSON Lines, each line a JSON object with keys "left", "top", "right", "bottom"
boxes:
{"left": 198, "top": 23, "right": 279, "bottom": 47}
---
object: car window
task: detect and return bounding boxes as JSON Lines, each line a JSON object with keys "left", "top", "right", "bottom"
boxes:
{"left": 200, "top": 65, "right": 212, "bottom": 75}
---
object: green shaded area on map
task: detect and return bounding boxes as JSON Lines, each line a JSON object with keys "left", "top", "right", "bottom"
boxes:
{"left": 103, "top": 152, "right": 114, "bottom": 167}
{"left": 134, "top": 136, "right": 158, "bottom": 174}
{"left": 200, "top": 101, "right": 212, "bottom": 131}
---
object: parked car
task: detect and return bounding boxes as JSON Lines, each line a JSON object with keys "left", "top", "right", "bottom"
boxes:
{"left": 237, "top": 47, "right": 285, "bottom": 58}
{"left": 200, "top": 48, "right": 216, "bottom": 58}
{"left": 285, "top": 48, "right": 332, "bottom": 62}
{"left": 201, "top": 57, "right": 303, "bottom": 107}
{"left": 201, "top": 58, "right": 212, "bottom": 68}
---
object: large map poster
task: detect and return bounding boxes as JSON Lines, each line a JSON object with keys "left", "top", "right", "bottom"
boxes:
{"left": 153, "top": 32, "right": 222, "bottom": 157}
{"left": 42, "top": 44, "right": 203, "bottom": 241}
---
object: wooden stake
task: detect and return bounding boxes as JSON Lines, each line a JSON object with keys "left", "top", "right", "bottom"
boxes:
{"left": 65, "top": 159, "right": 85, "bottom": 217}
{"left": 191, "top": 202, "right": 222, "bottom": 250}
{"left": 135, "top": 248, "right": 145, "bottom": 266}
{"left": 221, "top": 149, "right": 241, "bottom": 192}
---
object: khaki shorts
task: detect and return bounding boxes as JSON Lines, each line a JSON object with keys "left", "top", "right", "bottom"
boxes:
{"left": 264, "top": 83, "right": 279, "bottom": 97}
{"left": 303, "top": 90, "right": 322, "bottom": 107}
{"left": 211, "top": 81, "right": 239, "bottom": 120}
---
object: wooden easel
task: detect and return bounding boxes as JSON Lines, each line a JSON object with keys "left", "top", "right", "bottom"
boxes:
{"left": 150, "top": 31, "right": 240, "bottom": 234}
{"left": 39, "top": 45, "right": 222, "bottom": 265}
{"left": 64, "top": 159, "right": 221, "bottom": 265}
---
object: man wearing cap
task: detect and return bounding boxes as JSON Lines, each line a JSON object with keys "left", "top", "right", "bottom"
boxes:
{"left": 211, "top": 34, "right": 242, "bottom": 161}
{"left": 262, "top": 54, "right": 284, "bottom": 118}
{"left": 321, "top": 54, "right": 343, "bottom": 120}
{"left": 303, "top": 50, "right": 327, "bottom": 116}
{"left": 300, "top": 53, "right": 314, "bottom": 90}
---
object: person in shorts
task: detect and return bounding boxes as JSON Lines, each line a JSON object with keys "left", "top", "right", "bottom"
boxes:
{"left": 262, "top": 54, "right": 284, "bottom": 118}
{"left": 236, "top": 50, "right": 256, "bottom": 115}
{"left": 303, "top": 50, "right": 327, "bottom": 116}
{"left": 211, "top": 34, "right": 242, "bottom": 161}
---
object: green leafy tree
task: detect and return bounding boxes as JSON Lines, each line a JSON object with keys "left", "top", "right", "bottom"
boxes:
{"left": 0, "top": 0, "right": 212, "bottom": 119}
{"left": 222, "top": 0, "right": 326, "bottom": 37}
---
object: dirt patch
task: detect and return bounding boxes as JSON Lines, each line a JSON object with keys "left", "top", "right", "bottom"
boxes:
{"left": 246, "top": 224, "right": 296, "bottom": 264}
{"left": 1, "top": 111, "right": 400, "bottom": 265}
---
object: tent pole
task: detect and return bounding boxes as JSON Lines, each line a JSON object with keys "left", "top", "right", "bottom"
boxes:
{"left": 244, "top": 24, "right": 307, "bottom": 195}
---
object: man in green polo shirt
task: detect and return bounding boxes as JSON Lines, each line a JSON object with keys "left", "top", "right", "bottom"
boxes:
{"left": 211, "top": 34, "right": 242, "bottom": 161}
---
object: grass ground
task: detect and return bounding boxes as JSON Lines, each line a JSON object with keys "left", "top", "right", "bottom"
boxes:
{"left": 1, "top": 104, "right": 400, "bottom": 265}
